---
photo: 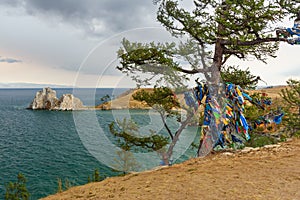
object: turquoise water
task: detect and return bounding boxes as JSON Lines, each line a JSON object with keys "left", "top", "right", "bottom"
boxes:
{"left": 0, "top": 88, "right": 198, "bottom": 199}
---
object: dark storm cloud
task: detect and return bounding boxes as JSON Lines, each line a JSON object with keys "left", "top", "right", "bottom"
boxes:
{"left": 0, "top": 0, "right": 158, "bottom": 37}
{"left": 0, "top": 56, "right": 22, "bottom": 63}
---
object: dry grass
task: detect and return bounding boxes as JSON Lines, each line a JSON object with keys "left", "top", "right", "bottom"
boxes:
{"left": 42, "top": 138, "right": 300, "bottom": 200}
{"left": 96, "top": 88, "right": 152, "bottom": 110}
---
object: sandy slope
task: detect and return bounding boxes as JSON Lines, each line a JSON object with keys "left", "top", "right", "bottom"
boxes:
{"left": 96, "top": 86, "right": 287, "bottom": 110}
{"left": 96, "top": 88, "right": 152, "bottom": 110}
{"left": 249, "top": 86, "right": 286, "bottom": 99}
{"left": 42, "top": 138, "right": 300, "bottom": 200}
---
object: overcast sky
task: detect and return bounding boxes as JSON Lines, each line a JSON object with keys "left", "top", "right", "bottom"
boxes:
{"left": 0, "top": 0, "right": 299, "bottom": 88}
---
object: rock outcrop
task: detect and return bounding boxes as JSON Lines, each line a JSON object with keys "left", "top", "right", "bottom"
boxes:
{"left": 28, "top": 87, "right": 84, "bottom": 110}
{"left": 58, "top": 94, "right": 84, "bottom": 110}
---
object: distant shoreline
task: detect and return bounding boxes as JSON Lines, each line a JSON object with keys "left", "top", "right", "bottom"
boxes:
{"left": 0, "top": 87, "right": 132, "bottom": 89}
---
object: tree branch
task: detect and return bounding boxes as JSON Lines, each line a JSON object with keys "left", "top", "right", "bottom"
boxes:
{"left": 223, "top": 48, "right": 245, "bottom": 59}
{"left": 173, "top": 66, "right": 209, "bottom": 74}
{"left": 159, "top": 112, "right": 174, "bottom": 140}
{"left": 222, "top": 37, "right": 287, "bottom": 46}
{"left": 166, "top": 112, "right": 194, "bottom": 157}
{"left": 222, "top": 54, "right": 231, "bottom": 65}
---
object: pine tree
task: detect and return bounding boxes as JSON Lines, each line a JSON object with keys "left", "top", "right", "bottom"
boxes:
{"left": 117, "top": 1, "right": 299, "bottom": 89}
{"left": 109, "top": 87, "right": 193, "bottom": 165}
{"left": 115, "top": 0, "right": 299, "bottom": 157}
{"left": 280, "top": 79, "right": 300, "bottom": 135}
{"left": 221, "top": 66, "right": 261, "bottom": 89}
{"left": 112, "top": 149, "right": 141, "bottom": 174}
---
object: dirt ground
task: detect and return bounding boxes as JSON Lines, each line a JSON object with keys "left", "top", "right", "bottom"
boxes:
{"left": 42, "top": 138, "right": 300, "bottom": 200}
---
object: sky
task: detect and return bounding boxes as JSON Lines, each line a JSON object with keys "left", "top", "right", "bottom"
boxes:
{"left": 0, "top": 0, "right": 299, "bottom": 88}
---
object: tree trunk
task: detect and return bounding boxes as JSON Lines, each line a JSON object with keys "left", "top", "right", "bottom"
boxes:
{"left": 161, "top": 113, "right": 193, "bottom": 165}
{"left": 161, "top": 152, "right": 169, "bottom": 166}
{"left": 197, "top": 7, "right": 225, "bottom": 156}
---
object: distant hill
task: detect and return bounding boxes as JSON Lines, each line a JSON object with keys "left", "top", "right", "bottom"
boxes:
{"left": 250, "top": 85, "right": 288, "bottom": 98}
{"left": 96, "top": 86, "right": 288, "bottom": 110}
{"left": 0, "top": 82, "right": 72, "bottom": 88}
{"left": 96, "top": 88, "right": 152, "bottom": 110}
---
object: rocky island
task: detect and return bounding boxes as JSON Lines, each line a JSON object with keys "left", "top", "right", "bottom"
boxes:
{"left": 28, "top": 87, "right": 85, "bottom": 111}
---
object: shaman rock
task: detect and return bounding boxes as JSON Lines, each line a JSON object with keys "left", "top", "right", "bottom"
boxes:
{"left": 28, "top": 87, "right": 84, "bottom": 110}
{"left": 58, "top": 94, "right": 84, "bottom": 111}
{"left": 29, "top": 87, "right": 59, "bottom": 110}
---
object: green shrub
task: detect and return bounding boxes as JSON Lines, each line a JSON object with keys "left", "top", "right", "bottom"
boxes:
{"left": 93, "top": 169, "right": 101, "bottom": 182}
{"left": 280, "top": 79, "right": 300, "bottom": 136}
{"left": 57, "top": 178, "right": 63, "bottom": 193}
{"left": 5, "top": 173, "right": 30, "bottom": 200}
{"left": 87, "top": 169, "right": 102, "bottom": 183}
{"left": 245, "top": 133, "right": 277, "bottom": 148}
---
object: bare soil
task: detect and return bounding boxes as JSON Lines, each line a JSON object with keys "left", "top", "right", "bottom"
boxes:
{"left": 42, "top": 138, "right": 300, "bottom": 200}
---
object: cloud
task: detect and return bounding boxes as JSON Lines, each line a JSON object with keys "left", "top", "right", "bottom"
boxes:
{"left": 281, "top": 65, "right": 300, "bottom": 76}
{"left": 0, "top": 0, "right": 20, "bottom": 6}
{"left": 0, "top": 56, "right": 22, "bottom": 63}
{"left": 0, "top": 0, "right": 159, "bottom": 37}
